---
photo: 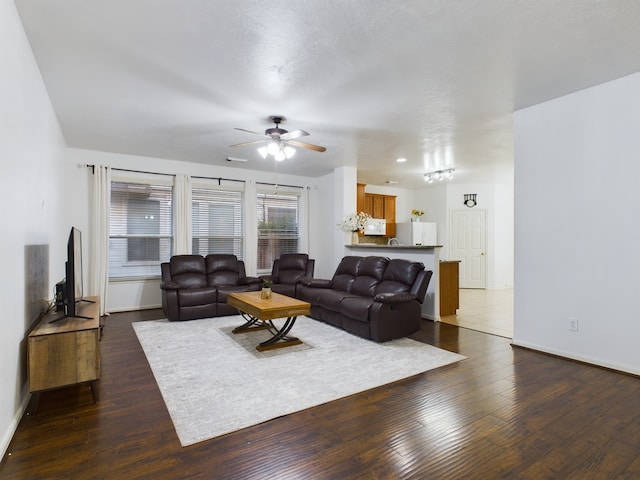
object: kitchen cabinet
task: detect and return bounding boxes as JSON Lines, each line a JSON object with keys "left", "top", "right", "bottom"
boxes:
{"left": 356, "top": 184, "right": 397, "bottom": 237}
{"left": 439, "top": 261, "right": 460, "bottom": 316}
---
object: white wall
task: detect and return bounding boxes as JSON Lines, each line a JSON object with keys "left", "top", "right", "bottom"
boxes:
{"left": 0, "top": 0, "right": 76, "bottom": 457}
{"left": 514, "top": 72, "right": 640, "bottom": 375}
{"left": 310, "top": 172, "right": 338, "bottom": 279}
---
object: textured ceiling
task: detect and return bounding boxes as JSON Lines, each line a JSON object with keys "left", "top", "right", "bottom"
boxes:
{"left": 15, "top": 0, "right": 640, "bottom": 188}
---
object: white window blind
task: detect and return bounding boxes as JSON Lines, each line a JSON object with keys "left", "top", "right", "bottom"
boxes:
{"left": 109, "top": 181, "right": 173, "bottom": 279}
{"left": 192, "top": 187, "right": 244, "bottom": 258}
{"left": 256, "top": 191, "right": 300, "bottom": 272}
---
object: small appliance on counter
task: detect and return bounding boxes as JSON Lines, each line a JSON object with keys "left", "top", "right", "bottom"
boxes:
{"left": 395, "top": 222, "right": 437, "bottom": 245}
{"left": 364, "top": 218, "right": 386, "bottom": 235}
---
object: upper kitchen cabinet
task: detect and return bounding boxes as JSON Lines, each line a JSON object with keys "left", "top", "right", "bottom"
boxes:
{"left": 357, "top": 184, "right": 396, "bottom": 237}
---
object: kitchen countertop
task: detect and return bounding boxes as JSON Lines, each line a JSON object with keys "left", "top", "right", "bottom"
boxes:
{"left": 345, "top": 244, "right": 442, "bottom": 249}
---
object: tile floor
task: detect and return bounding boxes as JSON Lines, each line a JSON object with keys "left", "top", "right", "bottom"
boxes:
{"left": 440, "top": 288, "right": 514, "bottom": 338}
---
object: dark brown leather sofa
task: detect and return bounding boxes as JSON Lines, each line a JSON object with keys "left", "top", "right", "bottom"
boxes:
{"left": 297, "top": 256, "right": 432, "bottom": 342}
{"left": 259, "top": 253, "right": 315, "bottom": 298}
{"left": 160, "top": 254, "right": 260, "bottom": 321}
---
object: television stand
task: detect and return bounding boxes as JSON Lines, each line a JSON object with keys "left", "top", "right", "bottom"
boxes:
{"left": 49, "top": 312, "right": 92, "bottom": 324}
{"left": 28, "top": 296, "right": 101, "bottom": 414}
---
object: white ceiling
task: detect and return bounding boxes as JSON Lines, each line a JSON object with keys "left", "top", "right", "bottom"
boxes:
{"left": 15, "top": 0, "right": 640, "bottom": 189}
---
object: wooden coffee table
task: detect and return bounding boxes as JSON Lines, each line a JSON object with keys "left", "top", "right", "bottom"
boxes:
{"left": 226, "top": 291, "right": 311, "bottom": 351}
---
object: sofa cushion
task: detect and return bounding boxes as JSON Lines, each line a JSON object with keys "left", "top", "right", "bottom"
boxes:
{"left": 279, "top": 253, "right": 308, "bottom": 271}
{"left": 315, "top": 289, "right": 355, "bottom": 312}
{"left": 217, "top": 284, "right": 258, "bottom": 303}
{"left": 351, "top": 256, "right": 389, "bottom": 297}
{"left": 178, "top": 287, "right": 217, "bottom": 307}
{"left": 375, "top": 258, "right": 424, "bottom": 295}
{"left": 170, "top": 255, "right": 207, "bottom": 288}
{"left": 206, "top": 254, "right": 241, "bottom": 286}
{"left": 340, "top": 296, "right": 375, "bottom": 322}
{"left": 331, "top": 256, "right": 362, "bottom": 292}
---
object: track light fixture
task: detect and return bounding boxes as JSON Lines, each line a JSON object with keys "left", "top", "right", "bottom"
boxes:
{"left": 424, "top": 168, "right": 455, "bottom": 183}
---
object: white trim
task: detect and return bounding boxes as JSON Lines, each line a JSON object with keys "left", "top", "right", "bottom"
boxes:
{"left": 511, "top": 340, "right": 640, "bottom": 376}
{"left": 0, "top": 387, "right": 30, "bottom": 460}
{"left": 111, "top": 170, "right": 174, "bottom": 186}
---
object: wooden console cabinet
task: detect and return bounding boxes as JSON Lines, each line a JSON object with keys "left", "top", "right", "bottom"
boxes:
{"left": 28, "top": 296, "right": 101, "bottom": 408}
{"left": 439, "top": 261, "right": 460, "bottom": 317}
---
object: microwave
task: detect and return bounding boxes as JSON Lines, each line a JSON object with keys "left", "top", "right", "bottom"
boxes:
{"left": 364, "top": 218, "right": 386, "bottom": 235}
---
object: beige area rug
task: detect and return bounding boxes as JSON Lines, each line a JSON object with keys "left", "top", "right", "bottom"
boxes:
{"left": 133, "top": 315, "right": 466, "bottom": 447}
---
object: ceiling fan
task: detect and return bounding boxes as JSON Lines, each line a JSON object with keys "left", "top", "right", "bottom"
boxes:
{"left": 229, "top": 116, "right": 326, "bottom": 160}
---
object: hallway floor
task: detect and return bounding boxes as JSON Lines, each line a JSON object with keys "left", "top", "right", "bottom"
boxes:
{"left": 440, "top": 288, "right": 514, "bottom": 338}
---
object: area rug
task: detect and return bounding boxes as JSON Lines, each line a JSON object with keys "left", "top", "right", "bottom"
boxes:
{"left": 133, "top": 315, "right": 466, "bottom": 446}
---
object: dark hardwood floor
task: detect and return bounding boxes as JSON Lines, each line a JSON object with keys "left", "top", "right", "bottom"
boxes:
{"left": 1, "top": 309, "right": 639, "bottom": 479}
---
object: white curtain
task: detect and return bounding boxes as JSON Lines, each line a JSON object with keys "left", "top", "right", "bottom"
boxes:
{"left": 299, "top": 186, "right": 310, "bottom": 253}
{"left": 89, "top": 165, "right": 111, "bottom": 316}
{"left": 243, "top": 180, "right": 257, "bottom": 276}
{"left": 173, "top": 173, "right": 192, "bottom": 255}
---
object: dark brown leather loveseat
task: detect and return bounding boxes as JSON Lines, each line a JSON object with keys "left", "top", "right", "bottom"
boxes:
{"left": 297, "top": 256, "right": 432, "bottom": 342}
{"left": 160, "top": 254, "right": 260, "bottom": 321}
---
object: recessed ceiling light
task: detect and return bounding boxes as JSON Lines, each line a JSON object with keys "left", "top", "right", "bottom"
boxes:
{"left": 396, "top": 158, "right": 407, "bottom": 163}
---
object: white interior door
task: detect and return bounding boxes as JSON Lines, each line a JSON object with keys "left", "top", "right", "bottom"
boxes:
{"left": 450, "top": 209, "right": 486, "bottom": 289}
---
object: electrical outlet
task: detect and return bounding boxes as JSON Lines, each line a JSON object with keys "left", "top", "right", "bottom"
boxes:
{"left": 568, "top": 317, "right": 579, "bottom": 332}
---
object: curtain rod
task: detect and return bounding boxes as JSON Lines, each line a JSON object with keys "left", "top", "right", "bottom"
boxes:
{"left": 256, "top": 181, "right": 305, "bottom": 190}
{"left": 85, "top": 164, "right": 245, "bottom": 184}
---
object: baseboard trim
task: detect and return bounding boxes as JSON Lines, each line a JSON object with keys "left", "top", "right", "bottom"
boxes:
{"left": 107, "top": 304, "right": 162, "bottom": 314}
{"left": 0, "top": 389, "right": 30, "bottom": 463}
{"left": 511, "top": 340, "right": 639, "bottom": 377}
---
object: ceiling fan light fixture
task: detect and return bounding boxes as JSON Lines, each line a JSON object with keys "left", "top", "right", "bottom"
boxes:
{"left": 257, "top": 146, "right": 269, "bottom": 159}
{"left": 274, "top": 150, "right": 286, "bottom": 161}
{"left": 283, "top": 145, "right": 296, "bottom": 158}
{"left": 266, "top": 141, "right": 281, "bottom": 156}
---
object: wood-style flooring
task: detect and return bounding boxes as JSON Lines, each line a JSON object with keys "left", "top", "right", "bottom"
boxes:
{"left": 441, "top": 288, "right": 514, "bottom": 338}
{"left": 1, "top": 308, "right": 639, "bottom": 479}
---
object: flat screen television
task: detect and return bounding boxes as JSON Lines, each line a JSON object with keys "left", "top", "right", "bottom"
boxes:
{"left": 50, "top": 227, "right": 93, "bottom": 323}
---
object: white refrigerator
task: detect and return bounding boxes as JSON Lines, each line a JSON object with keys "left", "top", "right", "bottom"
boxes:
{"left": 395, "top": 222, "right": 438, "bottom": 246}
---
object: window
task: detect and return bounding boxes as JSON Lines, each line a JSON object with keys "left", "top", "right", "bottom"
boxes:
{"left": 109, "top": 182, "right": 173, "bottom": 279}
{"left": 192, "top": 187, "right": 244, "bottom": 258}
{"left": 256, "top": 191, "right": 300, "bottom": 272}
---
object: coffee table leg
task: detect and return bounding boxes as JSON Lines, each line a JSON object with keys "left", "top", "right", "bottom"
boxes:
{"left": 256, "top": 316, "right": 302, "bottom": 351}
{"left": 232, "top": 311, "right": 270, "bottom": 334}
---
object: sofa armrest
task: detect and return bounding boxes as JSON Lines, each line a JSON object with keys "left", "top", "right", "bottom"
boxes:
{"left": 239, "top": 276, "right": 261, "bottom": 286}
{"left": 300, "top": 277, "right": 332, "bottom": 288}
{"left": 374, "top": 292, "right": 416, "bottom": 304}
{"left": 160, "top": 281, "right": 180, "bottom": 290}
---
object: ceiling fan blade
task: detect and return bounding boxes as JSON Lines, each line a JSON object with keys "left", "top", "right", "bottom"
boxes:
{"left": 280, "top": 129, "right": 309, "bottom": 141}
{"left": 229, "top": 139, "right": 267, "bottom": 148}
{"left": 287, "top": 139, "right": 327, "bottom": 152}
{"left": 234, "top": 127, "right": 264, "bottom": 135}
